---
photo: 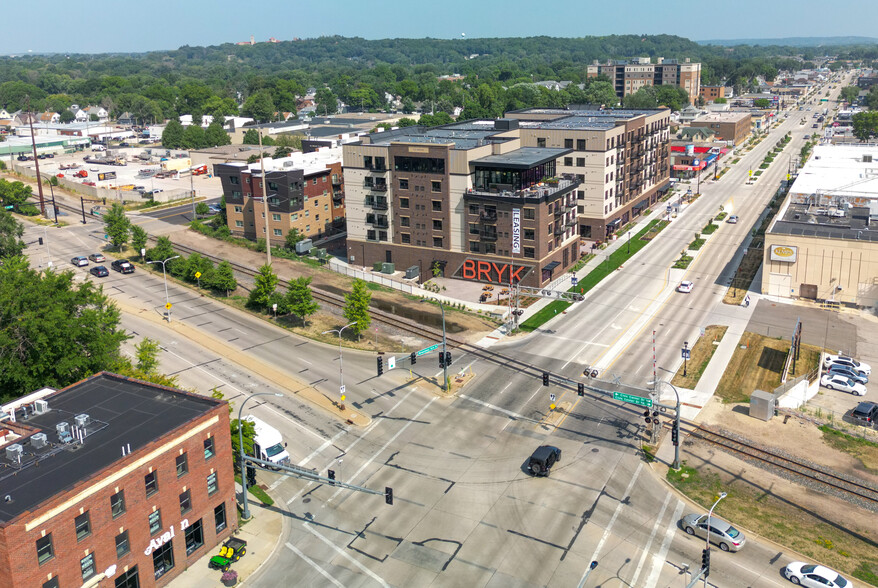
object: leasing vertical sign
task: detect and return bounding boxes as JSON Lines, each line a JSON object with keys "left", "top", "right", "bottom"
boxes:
{"left": 511, "top": 208, "right": 521, "bottom": 254}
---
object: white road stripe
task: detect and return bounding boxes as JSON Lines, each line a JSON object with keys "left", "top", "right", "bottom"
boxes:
{"left": 643, "top": 500, "right": 684, "bottom": 588}
{"left": 303, "top": 523, "right": 390, "bottom": 588}
{"left": 284, "top": 541, "right": 344, "bottom": 588}
{"left": 629, "top": 492, "right": 672, "bottom": 586}
{"left": 458, "top": 394, "right": 534, "bottom": 422}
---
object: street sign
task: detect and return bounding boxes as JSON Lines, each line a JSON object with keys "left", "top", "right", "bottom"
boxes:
{"left": 416, "top": 344, "right": 440, "bottom": 357}
{"left": 682, "top": 348, "right": 691, "bottom": 359}
{"left": 666, "top": 205, "right": 672, "bottom": 213}
{"left": 194, "top": 271, "right": 201, "bottom": 279}
{"left": 387, "top": 356, "right": 396, "bottom": 370}
{"left": 549, "top": 393, "right": 556, "bottom": 402}
{"left": 613, "top": 391, "right": 653, "bottom": 408}
{"left": 571, "top": 276, "right": 578, "bottom": 286}
{"left": 339, "top": 385, "right": 346, "bottom": 395}
{"left": 165, "top": 303, "right": 172, "bottom": 310}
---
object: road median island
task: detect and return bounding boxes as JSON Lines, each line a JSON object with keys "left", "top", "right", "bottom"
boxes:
{"left": 670, "top": 325, "right": 728, "bottom": 389}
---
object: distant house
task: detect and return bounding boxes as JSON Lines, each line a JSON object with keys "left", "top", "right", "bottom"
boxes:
{"left": 179, "top": 114, "right": 214, "bottom": 128}
{"left": 73, "top": 108, "right": 88, "bottom": 122}
{"left": 678, "top": 127, "right": 716, "bottom": 142}
{"left": 117, "top": 112, "right": 136, "bottom": 126}
{"left": 0, "top": 109, "right": 10, "bottom": 119}
{"left": 39, "top": 111, "right": 60, "bottom": 124}
{"left": 86, "top": 106, "right": 108, "bottom": 123}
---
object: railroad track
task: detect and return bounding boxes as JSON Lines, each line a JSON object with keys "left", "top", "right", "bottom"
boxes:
{"left": 683, "top": 425, "right": 878, "bottom": 507}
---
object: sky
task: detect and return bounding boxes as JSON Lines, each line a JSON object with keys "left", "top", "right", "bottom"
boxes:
{"left": 4, "top": 0, "right": 878, "bottom": 55}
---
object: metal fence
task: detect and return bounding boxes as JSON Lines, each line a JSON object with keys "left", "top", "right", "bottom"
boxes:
{"left": 328, "top": 259, "right": 416, "bottom": 294}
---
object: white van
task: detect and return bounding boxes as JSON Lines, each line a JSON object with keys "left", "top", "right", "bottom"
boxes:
{"left": 244, "top": 416, "right": 290, "bottom": 468}
{"left": 91, "top": 144, "right": 106, "bottom": 152}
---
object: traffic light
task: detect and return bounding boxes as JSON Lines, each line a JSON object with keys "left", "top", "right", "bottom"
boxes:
{"left": 384, "top": 486, "right": 393, "bottom": 505}
{"left": 410, "top": 352, "right": 416, "bottom": 365}
{"left": 327, "top": 469, "right": 336, "bottom": 485}
{"left": 644, "top": 409, "right": 651, "bottom": 424}
{"left": 542, "top": 372, "right": 549, "bottom": 386}
{"left": 701, "top": 548, "right": 710, "bottom": 577}
{"left": 246, "top": 465, "right": 257, "bottom": 487}
{"left": 377, "top": 356, "right": 383, "bottom": 376}
{"left": 445, "top": 352, "right": 452, "bottom": 367}
{"left": 439, "top": 352, "right": 445, "bottom": 368}
{"left": 577, "top": 383, "right": 584, "bottom": 396}
{"left": 38, "top": 237, "right": 44, "bottom": 245}
{"left": 671, "top": 422, "right": 679, "bottom": 446}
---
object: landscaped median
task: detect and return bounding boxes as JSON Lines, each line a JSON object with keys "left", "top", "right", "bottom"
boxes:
{"left": 519, "top": 219, "right": 669, "bottom": 331}
{"left": 670, "top": 325, "right": 727, "bottom": 389}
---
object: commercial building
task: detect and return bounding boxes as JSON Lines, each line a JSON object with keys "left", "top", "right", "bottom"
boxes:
{"left": 762, "top": 144, "right": 878, "bottom": 306}
{"left": 689, "top": 112, "right": 751, "bottom": 145}
{"left": 343, "top": 106, "right": 671, "bottom": 287}
{"left": 215, "top": 148, "right": 345, "bottom": 244}
{"left": 700, "top": 85, "right": 727, "bottom": 102}
{"left": 0, "top": 373, "right": 235, "bottom": 588}
{"left": 587, "top": 58, "right": 701, "bottom": 104}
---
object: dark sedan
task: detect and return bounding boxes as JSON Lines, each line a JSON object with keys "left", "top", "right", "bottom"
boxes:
{"left": 89, "top": 265, "right": 109, "bottom": 278}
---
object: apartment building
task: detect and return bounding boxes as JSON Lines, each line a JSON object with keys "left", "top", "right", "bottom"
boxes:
{"left": 0, "top": 373, "right": 235, "bottom": 588}
{"left": 587, "top": 58, "right": 701, "bottom": 104}
{"left": 214, "top": 149, "right": 345, "bottom": 245}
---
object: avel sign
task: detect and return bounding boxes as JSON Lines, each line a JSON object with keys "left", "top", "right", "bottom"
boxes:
{"left": 460, "top": 259, "right": 530, "bottom": 283}
{"left": 144, "top": 519, "right": 190, "bottom": 556}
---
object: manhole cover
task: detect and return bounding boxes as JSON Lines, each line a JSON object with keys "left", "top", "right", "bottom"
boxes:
{"left": 303, "top": 497, "right": 311, "bottom": 503}
{"left": 592, "top": 448, "right": 599, "bottom": 453}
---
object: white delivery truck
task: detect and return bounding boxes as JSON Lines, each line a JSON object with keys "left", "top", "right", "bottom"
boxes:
{"left": 244, "top": 416, "right": 290, "bottom": 469}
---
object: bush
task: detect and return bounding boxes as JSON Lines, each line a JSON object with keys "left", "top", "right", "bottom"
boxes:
{"left": 17, "top": 204, "right": 40, "bottom": 216}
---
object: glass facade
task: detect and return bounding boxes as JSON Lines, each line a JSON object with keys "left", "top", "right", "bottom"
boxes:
{"left": 474, "top": 161, "right": 557, "bottom": 193}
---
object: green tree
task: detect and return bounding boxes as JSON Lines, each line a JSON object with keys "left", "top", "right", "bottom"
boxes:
{"left": 397, "top": 117, "right": 418, "bottom": 127}
{"left": 315, "top": 87, "right": 337, "bottom": 115}
{"left": 0, "top": 210, "right": 25, "bottom": 260}
{"left": 135, "top": 337, "right": 161, "bottom": 375}
{"left": 230, "top": 418, "right": 256, "bottom": 473}
{"left": 654, "top": 86, "right": 689, "bottom": 111}
{"left": 0, "top": 256, "right": 128, "bottom": 398}
{"left": 204, "top": 121, "right": 231, "bottom": 146}
{"left": 146, "top": 235, "right": 176, "bottom": 263}
{"left": 103, "top": 202, "right": 131, "bottom": 250}
{"left": 285, "top": 277, "right": 320, "bottom": 326}
{"left": 418, "top": 112, "right": 454, "bottom": 127}
{"left": 581, "top": 80, "right": 619, "bottom": 107}
{"left": 247, "top": 264, "right": 278, "bottom": 310}
{"left": 342, "top": 279, "right": 372, "bottom": 338}
{"left": 59, "top": 109, "right": 75, "bottom": 123}
{"left": 273, "top": 133, "right": 302, "bottom": 150}
{"left": 713, "top": 97, "right": 727, "bottom": 104}
{"left": 0, "top": 179, "right": 33, "bottom": 210}
{"left": 242, "top": 89, "right": 277, "bottom": 122}
{"left": 852, "top": 111, "right": 878, "bottom": 142}
{"left": 284, "top": 227, "right": 305, "bottom": 250}
{"left": 161, "top": 118, "right": 185, "bottom": 149}
{"left": 753, "top": 98, "right": 772, "bottom": 109}
{"left": 195, "top": 202, "right": 210, "bottom": 217}
{"left": 839, "top": 86, "right": 859, "bottom": 104}
{"left": 242, "top": 128, "right": 274, "bottom": 146}
{"left": 209, "top": 260, "right": 237, "bottom": 296}
{"left": 623, "top": 86, "right": 658, "bottom": 109}
{"left": 182, "top": 124, "right": 206, "bottom": 149}
{"left": 130, "top": 225, "right": 148, "bottom": 258}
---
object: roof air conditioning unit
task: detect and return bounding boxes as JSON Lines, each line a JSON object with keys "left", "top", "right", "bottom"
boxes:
{"left": 33, "top": 400, "right": 49, "bottom": 415}
{"left": 864, "top": 154, "right": 873, "bottom": 163}
{"left": 74, "top": 414, "right": 91, "bottom": 428}
{"left": 56, "top": 422, "right": 70, "bottom": 436}
{"left": 6, "top": 444, "right": 23, "bottom": 462}
{"left": 31, "top": 433, "right": 47, "bottom": 449}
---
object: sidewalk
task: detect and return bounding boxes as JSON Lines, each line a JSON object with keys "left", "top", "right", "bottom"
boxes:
{"left": 169, "top": 484, "right": 285, "bottom": 587}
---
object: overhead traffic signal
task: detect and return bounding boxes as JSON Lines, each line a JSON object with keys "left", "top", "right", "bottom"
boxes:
{"left": 377, "top": 356, "right": 383, "bottom": 376}
{"left": 439, "top": 353, "right": 445, "bottom": 368}
{"left": 385, "top": 487, "right": 393, "bottom": 505}
{"left": 542, "top": 372, "right": 549, "bottom": 386}
{"left": 246, "top": 465, "right": 257, "bottom": 487}
{"left": 410, "top": 352, "right": 416, "bottom": 365}
{"left": 327, "top": 469, "right": 336, "bottom": 485}
{"left": 644, "top": 409, "right": 651, "bottom": 424}
{"left": 671, "top": 422, "right": 679, "bottom": 446}
{"left": 578, "top": 383, "right": 585, "bottom": 396}
{"left": 445, "top": 352, "right": 452, "bottom": 367}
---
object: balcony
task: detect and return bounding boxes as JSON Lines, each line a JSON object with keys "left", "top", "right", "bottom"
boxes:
{"left": 479, "top": 231, "right": 498, "bottom": 241}
{"left": 553, "top": 226, "right": 564, "bottom": 236}
{"left": 465, "top": 174, "right": 582, "bottom": 202}
{"left": 371, "top": 199, "right": 388, "bottom": 210}
{"left": 479, "top": 211, "right": 498, "bottom": 222}
{"left": 371, "top": 183, "right": 388, "bottom": 192}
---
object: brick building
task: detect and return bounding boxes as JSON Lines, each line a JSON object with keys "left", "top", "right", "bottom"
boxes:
{"left": 215, "top": 148, "right": 345, "bottom": 245}
{"left": 700, "top": 85, "right": 727, "bottom": 102}
{"left": 0, "top": 373, "right": 235, "bottom": 588}
{"left": 689, "top": 112, "right": 752, "bottom": 145}
{"left": 587, "top": 58, "right": 701, "bottom": 104}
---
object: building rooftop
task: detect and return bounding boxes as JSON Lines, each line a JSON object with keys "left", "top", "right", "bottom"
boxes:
{"left": 692, "top": 112, "right": 751, "bottom": 123}
{"left": 788, "top": 144, "right": 878, "bottom": 199}
{"left": 770, "top": 202, "right": 878, "bottom": 242}
{"left": 0, "top": 373, "right": 222, "bottom": 523}
{"left": 473, "top": 147, "right": 571, "bottom": 169}
{"left": 223, "top": 146, "right": 342, "bottom": 176}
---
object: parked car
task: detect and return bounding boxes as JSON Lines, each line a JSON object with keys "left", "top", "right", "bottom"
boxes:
{"left": 727, "top": 215, "right": 738, "bottom": 224}
{"left": 111, "top": 259, "right": 135, "bottom": 274}
{"left": 820, "top": 374, "right": 867, "bottom": 396}
{"left": 851, "top": 401, "right": 878, "bottom": 426}
{"left": 677, "top": 281, "right": 694, "bottom": 293}
{"left": 783, "top": 562, "right": 851, "bottom": 587}
{"left": 527, "top": 445, "right": 561, "bottom": 477}
{"left": 91, "top": 145, "right": 106, "bottom": 152}
{"left": 88, "top": 253, "right": 106, "bottom": 263}
{"left": 826, "top": 365, "right": 868, "bottom": 385}
{"left": 89, "top": 265, "right": 109, "bottom": 278}
{"left": 16, "top": 155, "right": 29, "bottom": 161}
{"left": 823, "top": 354, "right": 871, "bottom": 376}
{"left": 208, "top": 204, "right": 223, "bottom": 214}
{"left": 70, "top": 256, "right": 89, "bottom": 267}
{"left": 680, "top": 513, "right": 746, "bottom": 552}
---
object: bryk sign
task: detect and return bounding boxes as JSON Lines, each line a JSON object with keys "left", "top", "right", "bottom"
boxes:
{"left": 511, "top": 208, "right": 521, "bottom": 254}
{"left": 458, "top": 259, "right": 530, "bottom": 283}
{"left": 144, "top": 518, "right": 190, "bottom": 556}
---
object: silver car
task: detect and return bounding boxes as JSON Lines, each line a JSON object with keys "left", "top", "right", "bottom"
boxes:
{"left": 681, "top": 513, "right": 746, "bottom": 552}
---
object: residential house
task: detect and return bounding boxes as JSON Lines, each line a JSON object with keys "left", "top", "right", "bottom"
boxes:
{"left": 86, "top": 106, "right": 108, "bottom": 123}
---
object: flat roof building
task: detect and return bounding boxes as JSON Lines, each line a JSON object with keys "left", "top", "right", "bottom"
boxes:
{"left": 0, "top": 373, "right": 236, "bottom": 588}
{"left": 689, "top": 112, "right": 752, "bottom": 145}
{"left": 587, "top": 58, "right": 701, "bottom": 105}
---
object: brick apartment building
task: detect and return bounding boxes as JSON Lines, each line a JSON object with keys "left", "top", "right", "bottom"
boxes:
{"left": 587, "top": 58, "right": 701, "bottom": 104}
{"left": 215, "top": 149, "right": 345, "bottom": 246}
{"left": 689, "top": 112, "right": 752, "bottom": 145}
{"left": 343, "top": 106, "right": 671, "bottom": 288}
{"left": 0, "top": 373, "right": 236, "bottom": 588}
{"left": 700, "top": 85, "right": 726, "bottom": 102}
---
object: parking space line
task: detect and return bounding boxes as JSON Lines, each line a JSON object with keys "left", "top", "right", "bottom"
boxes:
{"left": 284, "top": 542, "right": 344, "bottom": 588}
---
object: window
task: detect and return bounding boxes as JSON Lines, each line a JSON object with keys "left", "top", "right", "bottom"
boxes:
{"left": 485, "top": 243, "right": 496, "bottom": 254}
{"left": 469, "top": 223, "right": 480, "bottom": 235}
{"left": 537, "top": 138, "right": 546, "bottom": 148}
{"left": 524, "top": 229, "right": 535, "bottom": 241}
{"left": 81, "top": 553, "right": 96, "bottom": 582}
{"left": 144, "top": 471, "right": 158, "bottom": 497}
{"left": 400, "top": 216, "right": 410, "bottom": 227}
{"left": 273, "top": 229, "right": 282, "bottom": 237}
{"left": 430, "top": 200, "right": 442, "bottom": 212}
{"left": 215, "top": 503, "right": 227, "bottom": 533}
{"left": 42, "top": 579, "right": 59, "bottom": 588}
{"left": 207, "top": 472, "right": 218, "bottom": 496}
{"left": 304, "top": 210, "right": 309, "bottom": 217}
{"left": 176, "top": 454, "right": 188, "bottom": 478}
{"left": 312, "top": 178, "right": 318, "bottom": 186}
{"left": 115, "top": 566, "right": 139, "bottom": 588}
{"left": 393, "top": 156, "right": 445, "bottom": 174}
{"left": 524, "top": 247, "right": 535, "bottom": 259}
{"left": 306, "top": 225, "right": 311, "bottom": 232}
{"left": 576, "top": 157, "right": 585, "bottom": 167}
{"left": 431, "top": 181, "right": 441, "bottom": 192}
{"left": 324, "top": 203, "right": 329, "bottom": 210}
{"left": 433, "top": 237, "right": 443, "bottom": 248}
{"left": 152, "top": 540, "right": 174, "bottom": 580}
{"left": 524, "top": 208, "right": 535, "bottom": 220}
{"left": 204, "top": 438, "right": 215, "bottom": 460}
{"left": 268, "top": 181, "right": 278, "bottom": 191}
{"left": 363, "top": 156, "right": 372, "bottom": 168}
{"left": 470, "top": 241, "right": 480, "bottom": 253}
{"left": 399, "top": 179, "right": 409, "bottom": 190}
{"left": 184, "top": 519, "right": 205, "bottom": 556}
{"left": 272, "top": 213, "right": 281, "bottom": 222}
{"left": 232, "top": 191, "right": 241, "bottom": 198}
{"left": 111, "top": 490, "right": 126, "bottom": 518}
{"left": 234, "top": 205, "right": 243, "bottom": 213}
{"left": 148, "top": 510, "right": 162, "bottom": 536}
{"left": 564, "top": 138, "right": 574, "bottom": 149}
{"left": 468, "top": 204, "right": 479, "bottom": 215}
{"left": 577, "top": 139, "right": 586, "bottom": 151}
{"left": 563, "top": 157, "right": 573, "bottom": 166}
{"left": 235, "top": 220, "right": 244, "bottom": 228}
{"left": 230, "top": 176, "right": 240, "bottom": 185}
{"left": 180, "top": 489, "right": 192, "bottom": 515}
{"left": 75, "top": 511, "right": 91, "bottom": 541}
{"left": 399, "top": 197, "right": 409, "bottom": 209}
{"left": 315, "top": 215, "right": 319, "bottom": 222}
{"left": 36, "top": 534, "right": 54, "bottom": 565}
{"left": 291, "top": 213, "right": 298, "bottom": 221}
{"left": 432, "top": 220, "right": 442, "bottom": 231}
{"left": 401, "top": 233, "right": 410, "bottom": 244}
{"left": 116, "top": 530, "right": 130, "bottom": 558}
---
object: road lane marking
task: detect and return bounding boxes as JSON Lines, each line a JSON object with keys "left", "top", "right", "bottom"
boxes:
{"left": 629, "top": 492, "right": 672, "bottom": 587}
{"left": 458, "top": 394, "right": 534, "bottom": 422}
{"left": 643, "top": 500, "right": 684, "bottom": 588}
{"left": 285, "top": 542, "right": 344, "bottom": 588}
{"left": 303, "top": 523, "right": 390, "bottom": 588}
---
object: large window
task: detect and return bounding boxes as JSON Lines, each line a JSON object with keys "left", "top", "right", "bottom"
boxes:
{"left": 176, "top": 453, "right": 188, "bottom": 478}
{"left": 115, "top": 566, "right": 140, "bottom": 588}
{"left": 116, "top": 530, "right": 130, "bottom": 558}
{"left": 393, "top": 156, "right": 446, "bottom": 174}
{"left": 74, "top": 511, "right": 91, "bottom": 541}
{"left": 180, "top": 489, "right": 192, "bottom": 515}
{"left": 474, "top": 161, "right": 556, "bottom": 193}
{"left": 81, "top": 553, "right": 96, "bottom": 581}
{"left": 148, "top": 510, "right": 162, "bottom": 536}
{"left": 42, "top": 579, "right": 59, "bottom": 588}
{"left": 207, "top": 472, "right": 218, "bottom": 496}
{"left": 152, "top": 540, "right": 174, "bottom": 581}
{"left": 144, "top": 471, "right": 158, "bottom": 497}
{"left": 204, "top": 438, "right": 215, "bottom": 460}
{"left": 215, "top": 503, "right": 227, "bottom": 533}
{"left": 36, "top": 534, "right": 54, "bottom": 565}
{"left": 185, "top": 519, "right": 205, "bottom": 556}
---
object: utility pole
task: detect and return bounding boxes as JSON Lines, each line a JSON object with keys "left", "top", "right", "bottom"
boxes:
{"left": 257, "top": 128, "right": 271, "bottom": 267}
{"left": 25, "top": 97, "right": 47, "bottom": 216}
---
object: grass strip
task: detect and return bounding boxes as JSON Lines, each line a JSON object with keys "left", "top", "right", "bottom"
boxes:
{"left": 670, "top": 325, "right": 728, "bottom": 389}
{"left": 234, "top": 475, "right": 275, "bottom": 506}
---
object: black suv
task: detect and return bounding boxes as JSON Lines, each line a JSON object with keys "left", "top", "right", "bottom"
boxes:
{"left": 111, "top": 259, "right": 135, "bottom": 274}
{"left": 527, "top": 445, "right": 561, "bottom": 476}
{"left": 851, "top": 402, "right": 878, "bottom": 427}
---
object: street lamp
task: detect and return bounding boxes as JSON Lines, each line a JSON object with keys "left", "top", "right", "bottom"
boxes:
{"left": 146, "top": 255, "right": 180, "bottom": 322}
{"left": 703, "top": 491, "right": 728, "bottom": 587}
{"left": 322, "top": 322, "right": 357, "bottom": 408}
{"left": 576, "top": 560, "right": 599, "bottom": 588}
{"left": 238, "top": 392, "right": 283, "bottom": 520}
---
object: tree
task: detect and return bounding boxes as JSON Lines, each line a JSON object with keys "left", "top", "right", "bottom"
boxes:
{"left": 181, "top": 124, "right": 206, "bottom": 149}
{"left": 130, "top": 225, "right": 148, "bottom": 258}
{"left": 852, "top": 111, "right": 878, "bottom": 142}
{"left": 315, "top": 87, "right": 337, "bottom": 115}
{"left": 209, "top": 260, "right": 237, "bottom": 296}
{"left": 840, "top": 86, "right": 860, "bottom": 104}
{"left": 0, "top": 179, "right": 33, "bottom": 210}
{"left": 284, "top": 227, "right": 305, "bottom": 250}
{"left": 418, "top": 112, "right": 454, "bottom": 127}
{"left": 230, "top": 418, "right": 256, "bottom": 473}
{"left": 623, "top": 86, "right": 658, "bottom": 109}
{"left": 135, "top": 337, "right": 161, "bottom": 375}
{"left": 195, "top": 202, "right": 210, "bottom": 217}
{"left": 162, "top": 118, "right": 185, "bottom": 149}
{"left": 59, "top": 109, "right": 75, "bottom": 123}
{"left": 242, "top": 128, "right": 274, "bottom": 146}
{"left": 581, "top": 80, "right": 619, "bottom": 107}
{"left": 0, "top": 256, "right": 128, "bottom": 398}
{"left": 285, "top": 277, "right": 319, "bottom": 326}
{"left": 146, "top": 235, "right": 176, "bottom": 263}
{"left": 397, "top": 117, "right": 418, "bottom": 127}
{"left": 753, "top": 98, "right": 772, "bottom": 109}
{"left": 204, "top": 121, "right": 231, "bottom": 146}
{"left": 103, "top": 202, "right": 131, "bottom": 250}
{"left": 0, "top": 210, "right": 24, "bottom": 260}
{"left": 242, "top": 89, "right": 277, "bottom": 122}
{"left": 713, "top": 97, "right": 727, "bottom": 104}
{"left": 247, "top": 264, "right": 278, "bottom": 310}
{"left": 654, "top": 86, "right": 689, "bottom": 111}
{"left": 343, "top": 279, "right": 371, "bottom": 338}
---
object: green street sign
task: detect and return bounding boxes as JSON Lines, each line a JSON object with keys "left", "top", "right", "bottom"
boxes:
{"left": 416, "top": 344, "right": 440, "bottom": 357}
{"left": 3, "top": 205, "right": 12, "bottom": 210}
{"left": 613, "top": 392, "right": 653, "bottom": 408}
